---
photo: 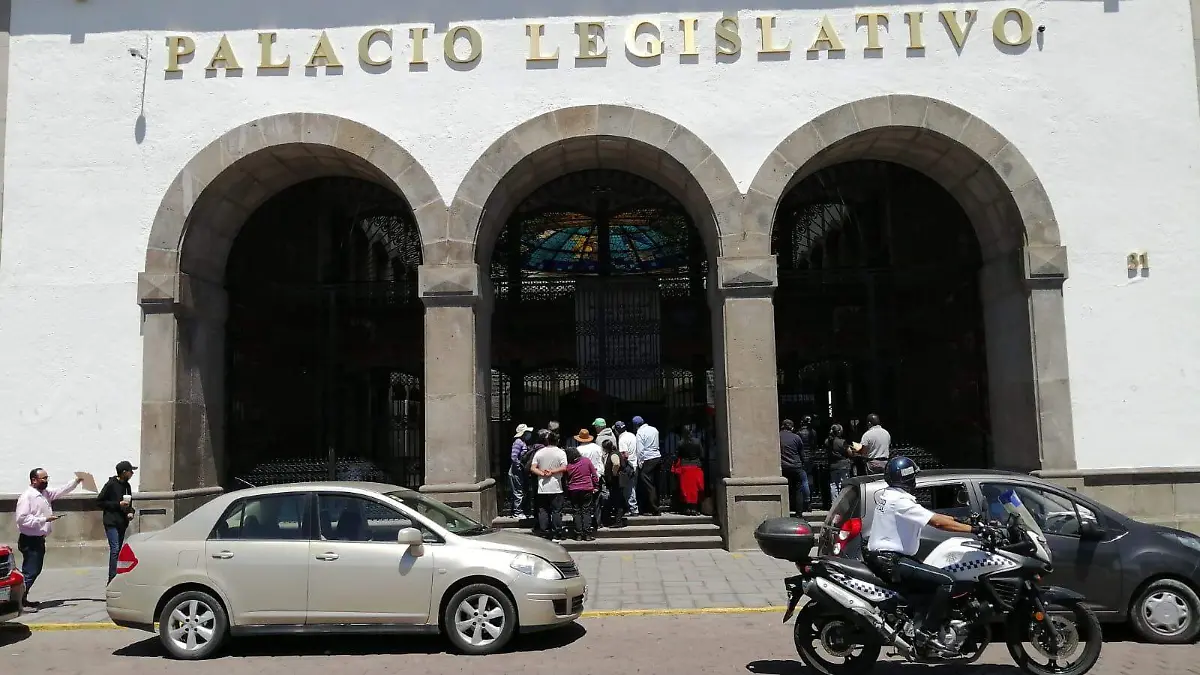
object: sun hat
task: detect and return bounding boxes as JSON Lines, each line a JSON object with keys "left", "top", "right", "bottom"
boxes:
{"left": 574, "top": 429, "right": 594, "bottom": 443}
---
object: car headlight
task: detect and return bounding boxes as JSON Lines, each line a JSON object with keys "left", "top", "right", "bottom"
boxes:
{"left": 510, "top": 553, "right": 563, "bottom": 580}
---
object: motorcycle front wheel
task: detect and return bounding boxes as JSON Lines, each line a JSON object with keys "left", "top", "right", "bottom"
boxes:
{"left": 793, "top": 603, "right": 882, "bottom": 675}
{"left": 1005, "top": 604, "right": 1103, "bottom": 675}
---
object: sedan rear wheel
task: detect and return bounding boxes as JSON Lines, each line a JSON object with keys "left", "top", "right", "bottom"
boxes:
{"left": 1131, "top": 579, "right": 1200, "bottom": 644}
{"left": 443, "top": 583, "right": 517, "bottom": 655}
{"left": 157, "top": 590, "right": 228, "bottom": 660}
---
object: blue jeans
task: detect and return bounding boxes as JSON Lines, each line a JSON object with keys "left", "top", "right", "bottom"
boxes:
{"left": 17, "top": 534, "right": 46, "bottom": 602}
{"left": 784, "top": 468, "right": 810, "bottom": 514}
{"left": 508, "top": 466, "right": 526, "bottom": 517}
{"left": 105, "top": 526, "right": 127, "bottom": 583}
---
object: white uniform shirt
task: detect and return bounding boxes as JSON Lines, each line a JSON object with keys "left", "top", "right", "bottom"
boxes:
{"left": 867, "top": 487, "right": 935, "bottom": 557}
{"left": 532, "top": 446, "right": 568, "bottom": 494}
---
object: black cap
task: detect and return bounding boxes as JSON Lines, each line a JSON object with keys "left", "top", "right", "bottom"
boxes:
{"left": 116, "top": 460, "right": 138, "bottom": 473}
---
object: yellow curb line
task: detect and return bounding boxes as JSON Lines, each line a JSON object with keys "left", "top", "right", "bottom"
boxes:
{"left": 9, "top": 606, "right": 786, "bottom": 631}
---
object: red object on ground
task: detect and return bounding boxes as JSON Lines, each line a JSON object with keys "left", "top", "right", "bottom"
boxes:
{"left": 0, "top": 544, "right": 27, "bottom": 622}
{"left": 672, "top": 461, "right": 705, "bottom": 505}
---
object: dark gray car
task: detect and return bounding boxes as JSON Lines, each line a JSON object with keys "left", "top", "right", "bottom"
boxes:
{"left": 818, "top": 469, "right": 1200, "bottom": 644}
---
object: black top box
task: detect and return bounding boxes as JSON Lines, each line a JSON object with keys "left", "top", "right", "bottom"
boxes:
{"left": 754, "top": 517, "right": 817, "bottom": 563}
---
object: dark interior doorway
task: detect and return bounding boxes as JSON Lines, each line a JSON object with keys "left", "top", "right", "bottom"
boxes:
{"left": 488, "top": 169, "right": 716, "bottom": 510}
{"left": 773, "top": 161, "right": 990, "bottom": 508}
{"left": 223, "top": 177, "right": 425, "bottom": 489}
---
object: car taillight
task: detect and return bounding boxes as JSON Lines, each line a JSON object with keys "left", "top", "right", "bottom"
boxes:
{"left": 832, "top": 517, "right": 863, "bottom": 554}
{"left": 116, "top": 544, "right": 138, "bottom": 574}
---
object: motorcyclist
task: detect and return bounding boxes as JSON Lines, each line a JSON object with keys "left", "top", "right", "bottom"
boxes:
{"left": 863, "top": 456, "right": 982, "bottom": 654}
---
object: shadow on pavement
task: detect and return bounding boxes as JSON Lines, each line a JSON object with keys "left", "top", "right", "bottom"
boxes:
{"left": 32, "top": 597, "right": 105, "bottom": 611}
{"left": 747, "top": 660, "right": 1021, "bottom": 674}
{"left": 0, "top": 623, "right": 33, "bottom": 647}
{"left": 114, "top": 623, "right": 587, "bottom": 658}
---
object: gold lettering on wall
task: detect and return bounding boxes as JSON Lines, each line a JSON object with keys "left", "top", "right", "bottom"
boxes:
{"left": 410, "top": 27, "right": 429, "bottom": 65}
{"left": 625, "top": 21, "right": 662, "bottom": 59}
{"left": 206, "top": 35, "right": 242, "bottom": 72}
{"left": 940, "top": 10, "right": 977, "bottom": 49}
{"left": 856, "top": 13, "right": 889, "bottom": 51}
{"left": 257, "top": 32, "right": 290, "bottom": 69}
{"left": 905, "top": 12, "right": 925, "bottom": 49}
{"left": 576, "top": 21, "right": 607, "bottom": 59}
{"left": 358, "top": 28, "right": 392, "bottom": 67}
{"left": 715, "top": 16, "right": 741, "bottom": 56}
{"left": 992, "top": 8, "right": 1034, "bottom": 47}
{"left": 809, "top": 16, "right": 846, "bottom": 53}
{"left": 165, "top": 35, "right": 195, "bottom": 73}
{"left": 444, "top": 25, "right": 483, "bottom": 64}
{"left": 526, "top": 23, "right": 559, "bottom": 62}
{"left": 757, "top": 15, "right": 792, "bottom": 54}
{"left": 306, "top": 31, "right": 342, "bottom": 68}
{"left": 679, "top": 17, "right": 699, "bottom": 56}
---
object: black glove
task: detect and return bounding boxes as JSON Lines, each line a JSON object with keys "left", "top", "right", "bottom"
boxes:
{"left": 971, "top": 523, "right": 984, "bottom": 535}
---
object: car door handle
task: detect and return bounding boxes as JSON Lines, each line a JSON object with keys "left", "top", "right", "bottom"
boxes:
{"left": 211, "top": 551, "right": 234, "bottom": 560}
{"left": 315, "top": 552, "right": 340, "bottom": 561}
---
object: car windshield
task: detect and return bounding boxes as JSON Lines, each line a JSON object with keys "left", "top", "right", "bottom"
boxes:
{"left": 384, "top": 490, "right": 491, "bottom": 536}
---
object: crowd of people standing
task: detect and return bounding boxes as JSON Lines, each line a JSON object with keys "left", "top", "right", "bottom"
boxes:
{"left": 508, "top": 416, "right": 706, "bottom": 541}
{"left": 780, "top": 413, "right": 892, "bottom": 514}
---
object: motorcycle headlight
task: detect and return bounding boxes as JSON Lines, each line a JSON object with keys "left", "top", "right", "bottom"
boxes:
{"left": 510, "top": 553, "right": 564, "bottom": 580}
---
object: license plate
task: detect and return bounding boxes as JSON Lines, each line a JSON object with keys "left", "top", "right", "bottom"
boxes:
{"left": 0, "top": 587, "right": 9, "bottom": 602}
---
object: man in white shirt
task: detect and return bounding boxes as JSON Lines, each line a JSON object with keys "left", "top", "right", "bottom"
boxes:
{"left": 859, "top": 413, "right": 892, "bottom": 474}
{"left": 633, "top": 416, "right": 662, "bottom": 516}
{"left": 530, "top": 432, "right": 569, "bottom": 540}
{"left": 15, "top": 468, "right": 84, "bottom": 609}
{"left": 864, "top": 456, "right": 977, "bottom": 654}
{"left": 614, "top": 421, "right": 639, "bottom": 516}
{"left": 581, "top": 423, "right": 609, "bottom": 530}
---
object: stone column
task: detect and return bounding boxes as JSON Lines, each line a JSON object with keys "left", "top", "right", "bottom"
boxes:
{"left": 978, "top": 245, "right": 1075, "bottom": 472}
{"left": 713, "top": 256, "right": 788, "bottom": 550}
{"left": 418, "top": 263, "right": 497, "bottom": 522}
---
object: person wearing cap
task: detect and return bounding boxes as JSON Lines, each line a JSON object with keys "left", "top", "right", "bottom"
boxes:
{"left": 614, "top": 421, "right": 640, "bottom": 515}
{"left": 632, "top": 415, "right": 662, "bottom": 516}
{"left": 509, "top": 424, "right": 535, "bottom": 519}
{"left": 98, "top": 461, "right": 137, "bottom": 582}
{"left": 578, "top": 426, "right": 607, "bottom": 530}
{"left": 15, "top": 467, "right": 84, "bottom": 610}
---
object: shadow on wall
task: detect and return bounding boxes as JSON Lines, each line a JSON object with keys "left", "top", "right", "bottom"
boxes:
{"left": 12, "top": 0, "right": 1120, "bottom": 37}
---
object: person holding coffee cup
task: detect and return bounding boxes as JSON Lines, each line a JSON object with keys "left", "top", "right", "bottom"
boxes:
{"left": 97, "top": 461, "right": 137, "bottom": 582}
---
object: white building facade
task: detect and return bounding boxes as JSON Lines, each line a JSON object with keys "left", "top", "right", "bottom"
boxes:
{"left": 1, "top": 0, "right": 1199, "bottom": 559}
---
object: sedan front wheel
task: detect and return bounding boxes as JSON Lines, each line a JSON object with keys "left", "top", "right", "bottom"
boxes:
{"left": 443, "top": 583, "right": 517, "bottom": 655}
{"left": 1131, "top": 578, "right": 1200, "bottom": 644}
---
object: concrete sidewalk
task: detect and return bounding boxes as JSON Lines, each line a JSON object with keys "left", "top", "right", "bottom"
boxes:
{"left": 14, "top": 550, "right": 798, "bottom": 625}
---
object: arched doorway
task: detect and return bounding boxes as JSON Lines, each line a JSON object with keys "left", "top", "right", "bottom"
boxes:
{"left": 138, "top": 114, "right": 445, "bottom": 501}
{"left": 773, "top": 161, "right": 989, "bottom": 507}
{"left": 487, "top": 169, "right": 715, "bottom": 513}
{"left": 225, "top": 177, "right": 425, "bottom": 488}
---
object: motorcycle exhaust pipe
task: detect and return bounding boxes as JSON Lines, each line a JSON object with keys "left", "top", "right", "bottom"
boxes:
{"left": 809, "top": 577, "right": 914, "bottom": 655}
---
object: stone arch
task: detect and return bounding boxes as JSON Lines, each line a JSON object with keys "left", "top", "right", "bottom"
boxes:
{"left": 136, "top": 113, "right": 446, "bottom": 500}
{"left": 441, "top": 105, "right": 741, "bottom": 267}
{"left": 748, "top": 95, "right": 1075, "bottom": 473}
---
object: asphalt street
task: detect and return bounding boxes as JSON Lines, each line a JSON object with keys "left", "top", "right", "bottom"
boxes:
{"left": 2, "top": 613, "right": 1196, "bottom": 675}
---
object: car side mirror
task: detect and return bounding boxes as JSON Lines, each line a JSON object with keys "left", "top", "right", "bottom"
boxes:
{"left": 397, "top": 527, "right": 423, "bottom": 547}
{"left": 1079, "top": 519, "right": 1106, "bottom": 540}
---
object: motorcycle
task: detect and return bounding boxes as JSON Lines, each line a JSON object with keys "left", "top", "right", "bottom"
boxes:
{"left": 755, "top": 489, "right": 1102, "bottom": 675}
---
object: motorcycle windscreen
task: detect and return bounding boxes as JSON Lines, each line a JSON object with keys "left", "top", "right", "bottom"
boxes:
{"left": 998, "top": 488, "right": 1051, "bottom": 554}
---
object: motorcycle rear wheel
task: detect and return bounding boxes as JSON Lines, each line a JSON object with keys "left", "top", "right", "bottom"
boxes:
{"left": 1005, "top": 604, "right": 1102, "bottom": 675}
{"left": 793, "top": 603, "right": 882, "bottom": 675}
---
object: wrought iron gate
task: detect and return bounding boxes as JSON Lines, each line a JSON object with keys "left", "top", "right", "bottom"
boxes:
{"left": 773, "top": 161, "right": 990, "bottom": 509}
{"left": 489, "top": 170, "right": 716, "bottom": 510}
{"left": 224, "top": 178, "right": 425, "bottom": 489}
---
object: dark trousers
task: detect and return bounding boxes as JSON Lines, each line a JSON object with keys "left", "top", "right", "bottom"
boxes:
{"left": 638, "top": 458, "right": 663, "bottom": 515}
{"left": 829, "top": 465, "right": 852, "bottom": 504}
{"left": 508, "top": 466, "right": 526, "bottom": 517}
{"left": 17, "top": 533, "right": 46, "bottom": 602}
{"left": 783, "top": 467, "right": 810, "bottom": 514}
{"left": 866, "top": 551, "right": 954, "bottom": 633}
{"left": 568, "top": 490, "right": 594, "bottom": 536}
{"left": 605, "top": 480, "right": 627, "bottom": 524}
{"left": 536, "top": 493, "right": 564, "bottom": 535}
{"left": 105, "top": 526, "right": 127, "bottom": 583}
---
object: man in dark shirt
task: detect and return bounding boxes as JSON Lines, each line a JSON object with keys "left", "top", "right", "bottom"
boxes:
{"left": 97, "top": 461, "right": 136, "bottom": 582}
{"left": 779, "top": 419, "right": 809, "bottom": 515}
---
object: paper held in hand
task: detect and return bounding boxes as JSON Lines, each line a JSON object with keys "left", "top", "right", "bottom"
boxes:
{"left": 75, "top": 471, "right": 98, "bottom": 493}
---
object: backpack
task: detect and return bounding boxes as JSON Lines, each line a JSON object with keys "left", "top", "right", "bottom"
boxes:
{"left": 521, "top": 444, "right": 540, "bottom": 475}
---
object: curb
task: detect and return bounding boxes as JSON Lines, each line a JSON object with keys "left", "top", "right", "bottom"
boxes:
{"left": 6, "top": 606, "right": 786, "bottom": 631}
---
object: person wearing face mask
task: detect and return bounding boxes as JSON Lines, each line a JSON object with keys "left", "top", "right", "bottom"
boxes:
{"left": 14, "top": 467, "right": 84, "bottom": 611}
